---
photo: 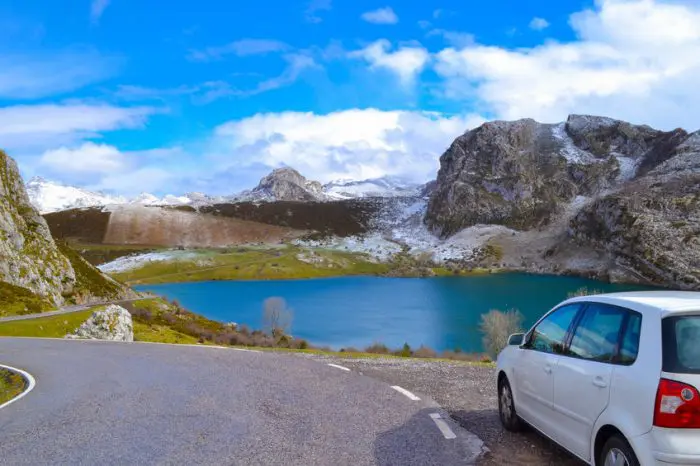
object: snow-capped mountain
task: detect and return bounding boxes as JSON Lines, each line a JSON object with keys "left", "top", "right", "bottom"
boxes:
{"left": 322, "top": 176, "right": 422, "bottom": 199}
{"left": 27, "top": 171, "right": 427, "bottom": 214}
{"left": 26, "top": 177, "right": 198, "bottom": 214}
{"left": 26, "top": 177, "right": 129, "bottom": 214}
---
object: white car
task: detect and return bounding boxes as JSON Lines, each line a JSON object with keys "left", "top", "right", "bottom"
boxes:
{"left": 496, "top": 291, "right": 700, "bottom": 466}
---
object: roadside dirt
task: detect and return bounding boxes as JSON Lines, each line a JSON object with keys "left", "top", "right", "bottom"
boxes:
{"left": 295, "top": 354, "right": 584, "bottom": 466}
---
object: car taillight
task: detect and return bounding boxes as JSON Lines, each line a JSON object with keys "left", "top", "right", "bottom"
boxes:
{"left": 654, "top": 378, "right": 700, "bottom": 428}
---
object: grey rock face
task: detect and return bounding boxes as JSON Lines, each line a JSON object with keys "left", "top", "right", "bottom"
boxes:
{"left": 569, "top": 174, "right": 700, "bottom": 289}
{"left": 67, "top": 305, "right": 134, "bottom": 342}
{"left": 424, "top": 114, "right": 700, "bottom": 289}
{"left": 239, "top": 167, "right": 327, "bottom": 202}
{"left": 425, "top": 114, "right": 695, "bottom": 237}
{"left": 0, "top": 151, "right": 76, "bottom": 305}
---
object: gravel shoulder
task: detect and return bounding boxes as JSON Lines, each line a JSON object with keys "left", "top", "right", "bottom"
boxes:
{"left": 294, "top": 354, "right": 585, "bottom": 466}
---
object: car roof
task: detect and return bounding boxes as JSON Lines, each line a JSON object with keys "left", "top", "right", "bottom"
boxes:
{"left": 567, "top": 291, "right": 700, "bottom": 314}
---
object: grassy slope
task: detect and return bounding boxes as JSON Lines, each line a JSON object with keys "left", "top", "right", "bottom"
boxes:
{"left": 56, "top": 241, "right": 129, "bottom": 302}
{"left": 111, "top": 246, "right": 391, "bottom": 285}
{"left": 0, "top": 308, "right": 97, "bottom": 337}
{"left": 0, "top": 369, "right": 26, "bottom": 405}
{"left": 0, "top": 281, "right": 54, "bottom": 317}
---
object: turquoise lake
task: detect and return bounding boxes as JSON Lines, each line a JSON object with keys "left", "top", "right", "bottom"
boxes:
{"left": 135, "top": 274, "right": 651, "bottom": 353}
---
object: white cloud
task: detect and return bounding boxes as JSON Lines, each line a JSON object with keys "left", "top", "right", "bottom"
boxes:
{"left": 211, "top": 109, "right": 484, "bottom": 184}
{"left": 305, "top": 0, "right": 331, "bottom": 23}
{"left": 350, "top": 40, "right": 429, "bottom": 85}
{"left": 19, "top": 108, "right": 484, "bottom": 196}
{"left": 361, "top": 7, "right": 399, "bottom": 25}
{"left": 39, "top": 143, "right": 125, "bottom": 174}
{"left": 433, "top": 0, "right": 700, "bottom": 130}
{"left": 0, "top": 103, "right": 153, "bottom": 153}
{"left": 0, "top": 104, "right": 151, "bottom": 138}
{"left": 529, "top": 17, "right": 550, "bottom": 30}
{"left": 0, "top": 50, "right": 120, "bottom": 99}
{"left": 91, "top": 0, "right": 111, "bottom": 24}
{"left": 187, "top": 39, "right": 290, "bottom": 62}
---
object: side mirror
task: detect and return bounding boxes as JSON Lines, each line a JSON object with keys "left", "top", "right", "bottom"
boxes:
{"left": 508, "top": 333, "right": 525, "bottom": 346}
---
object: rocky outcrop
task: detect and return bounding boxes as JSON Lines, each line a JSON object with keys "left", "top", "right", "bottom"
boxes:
{"left": 0, "top": 151, "right": 75, "bottom": 305}
{"left": 568, "top": 135, "right": 700, "bottom": 289}
{"left": 0, "top": 150, "right": 133, "bottom": 305}
{"left": 424, "top": 114, "right": 700, "bottom": 289}
{"left": 425, "top": 115, "right": 695, "bottom": 237}
{"left": 238, "top": 168, "right": 326, "bottom": 202}
{"left": 66, "top": 304, "right": 134, "bottom": 341}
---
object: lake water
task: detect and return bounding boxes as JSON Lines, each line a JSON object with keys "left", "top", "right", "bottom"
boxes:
{"left": 135, "top": 274, "right": 651, "bottom": 353}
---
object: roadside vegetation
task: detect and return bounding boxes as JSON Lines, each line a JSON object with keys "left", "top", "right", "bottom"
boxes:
{"left": 0, "top": 368, "right": 26, "bottom": 405}
{"left": 56, "top": 241, "right": 129, "bottom": 303}
{"left": 0, "top": 307, "right": 98, "bottom": 337}
{"left": 0, "top": 281, "right": 53, "bottom": 317}
{"left": 480, "top": 309, "right": 525, "bottom": 358}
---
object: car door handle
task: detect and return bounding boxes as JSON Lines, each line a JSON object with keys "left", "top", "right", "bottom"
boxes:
{"left": 544, "top": 364, "right": 552, "bottom": 374}
{"left": 592, "top": 377, "right": 608, "bottom": 388}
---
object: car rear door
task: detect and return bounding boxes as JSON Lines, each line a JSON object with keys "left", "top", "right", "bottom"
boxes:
{"left": 552, "top": 302, "right": 641, "bottom": 462}
{"left": 514, "top": 303, "right": 582, "bottom": 435}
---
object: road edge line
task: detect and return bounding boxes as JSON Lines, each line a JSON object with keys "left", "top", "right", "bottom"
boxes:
{"left": 0, "top": 364, "right": 36, "bottom": 411}
{"left": 327, "top": 363, "right": 351, "bottom": 371}
{"left": 390, "top": 385, "right": 421, "bottom": 401}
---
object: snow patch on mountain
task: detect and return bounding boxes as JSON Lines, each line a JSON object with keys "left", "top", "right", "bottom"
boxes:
{"left": 26, "top": 177, "right": 200, "bottom": 214}
{"left": 26, "top": 177, "right": 128, "bottom": 214}
{"left": 323, "top": 176, "right": 421, "bottom": 199}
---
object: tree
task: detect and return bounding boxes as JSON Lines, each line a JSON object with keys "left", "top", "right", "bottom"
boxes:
{"left": 262, "top": 297, "right": 293, "bottom": 337}
{"left": 480, "top": 309, "right": 525, "bottom": 358}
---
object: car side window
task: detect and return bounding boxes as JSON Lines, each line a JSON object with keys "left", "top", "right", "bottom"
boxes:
{"left": 526, "top": 304, "right": 581, "bottom": 355}
{"left": 568, "top": 303, "right": 639, "bottom": 364}
{"left": 618, "top": 312, "right": 642, "bottom": 365}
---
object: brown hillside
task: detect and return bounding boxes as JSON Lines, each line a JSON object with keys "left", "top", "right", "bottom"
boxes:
{"left": 199, "top": 199, "right": 379, "bottom": 237}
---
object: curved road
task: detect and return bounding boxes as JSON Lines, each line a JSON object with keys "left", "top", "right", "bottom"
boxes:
{"left": 0, "top": 338, "right": 484, "bottom": 465}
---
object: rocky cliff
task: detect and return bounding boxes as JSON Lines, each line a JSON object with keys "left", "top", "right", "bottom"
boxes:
{"left": 425, "top": 115, "right": 699, "bottom": 289}
{"left": 0, "top": 150, "right": 132, "bottom": 306}
{"left": 237, "top": 167, "right": 326, "bottom": 202}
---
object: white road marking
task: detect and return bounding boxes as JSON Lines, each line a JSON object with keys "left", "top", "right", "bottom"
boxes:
{"left": 429, "top": 413, "right": 457, "bottom": 439}
{"left": 391, "top": 385, "right": 421, "bottom": 401}
{"left": 327, "top": 363, "right": 350, "bottom": 372}
{"left": 0, "top": 364, "right": 36, "bottom": 411}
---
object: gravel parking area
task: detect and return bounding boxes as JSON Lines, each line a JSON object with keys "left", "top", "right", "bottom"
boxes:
{"left": 295, "top": 354, "right": 584, "bottom": 466}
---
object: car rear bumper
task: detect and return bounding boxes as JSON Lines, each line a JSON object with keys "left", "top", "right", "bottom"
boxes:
{"left": 630, "top": 428, "right": 700, "bottom": 465}
{"left": 653, "top": 451, "right": 700, "bottom": 464}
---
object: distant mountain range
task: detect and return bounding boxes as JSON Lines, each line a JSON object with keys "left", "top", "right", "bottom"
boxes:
{"left": 26, "top": 170, "right": 424, "bottom": 214}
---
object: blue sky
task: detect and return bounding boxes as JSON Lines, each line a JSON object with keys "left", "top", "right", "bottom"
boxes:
{"left": 1, "top": 0, "right": 699, "bottom": 195}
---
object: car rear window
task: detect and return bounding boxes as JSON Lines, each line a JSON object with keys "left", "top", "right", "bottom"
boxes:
{"left": 662, "top": 315, "right": 700, "bottom": 374}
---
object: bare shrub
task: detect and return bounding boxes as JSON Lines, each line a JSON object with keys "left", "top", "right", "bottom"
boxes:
{"left": 480, "top": 308, "right": 525, "bottom": 358}
{"left": 413, "top": 345, "right": 438, "bottom": 359}
{"left": 340, "top": 347, "right": 361, "bottom": 353}
{"left": 262, "top": 297, "right": 293, "bottom": 336}
{"left": 364, "top": 342, "right": 390, "bottom": 354}
{"left": 568, "top": 287, "right": 602, "bottom": 298}
{"left": 415, "top": 251, "right": 435, "bottom": 267}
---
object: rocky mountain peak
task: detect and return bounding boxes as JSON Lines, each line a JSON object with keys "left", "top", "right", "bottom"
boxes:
{"left": 425, "top": 114, "right": 698, "bottom": 238}
{"left": 248, "top": 167, "right": 325, "bottom": 202}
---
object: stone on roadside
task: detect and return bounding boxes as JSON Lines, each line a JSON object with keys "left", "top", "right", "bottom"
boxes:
{"left": 66, "top": 304, "right": 134, "bottom": 342}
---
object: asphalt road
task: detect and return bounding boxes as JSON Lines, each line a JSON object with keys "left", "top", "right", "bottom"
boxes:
{"left": 0, "top": 338, "right": 485, "bottom": 465}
